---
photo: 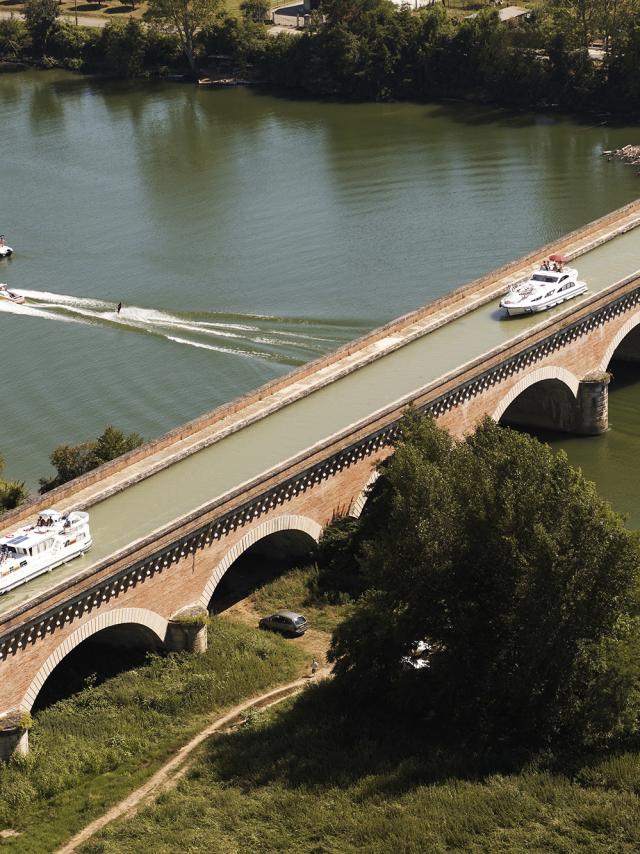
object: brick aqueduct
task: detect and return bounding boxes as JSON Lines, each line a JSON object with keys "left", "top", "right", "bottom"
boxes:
{"left": 2, "top": 200, "right": 640, "bottom": 757}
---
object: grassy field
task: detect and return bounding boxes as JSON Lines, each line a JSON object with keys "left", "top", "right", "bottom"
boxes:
{"left": 77, "top": 678, "right": 640, "bottom": 853}
{"left": 0, "top": 620, "right": 305, "bottom": 854}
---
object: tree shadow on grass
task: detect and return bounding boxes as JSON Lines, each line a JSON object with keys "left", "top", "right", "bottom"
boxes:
{"left": 201, "top": 679, "right": 531, "bottom": 799}
{"left": 75, "top": 3, "right": 105, "bottom": 10}
{"left": 105, "top": 5, "right": 136, "bottom": 13}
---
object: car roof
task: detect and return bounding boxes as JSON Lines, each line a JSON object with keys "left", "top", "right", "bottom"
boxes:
{"left": 273, "top": 610, "right": 305, "bottom": 620}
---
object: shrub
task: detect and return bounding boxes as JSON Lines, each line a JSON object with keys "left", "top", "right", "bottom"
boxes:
{"left": 0, "top": 18, "right": 30, "bottom": 60}
{"left": 39, "top": 425, "right": 144, "bottom": 493}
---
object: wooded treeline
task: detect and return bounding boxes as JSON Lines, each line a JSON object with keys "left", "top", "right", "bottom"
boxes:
{"left": 1, "top": 0, "right": 639, "bottom": 114}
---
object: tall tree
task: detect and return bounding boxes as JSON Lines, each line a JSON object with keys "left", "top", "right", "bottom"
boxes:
{"left": 144, "top": 0, "right": 222, "bottom": 75}
{"left": 102, "top": 19, "right": 148, "bottom": 76}
{"left": 330, "top": 413, "right": 640, "bottom": 751}
{"left": 23, "top": 0, "right": 59, "bottom": 55}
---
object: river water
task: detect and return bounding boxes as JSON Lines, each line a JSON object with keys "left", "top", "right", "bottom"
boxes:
{"left": 1, "top": 71, "right": 639, "bottom": 521}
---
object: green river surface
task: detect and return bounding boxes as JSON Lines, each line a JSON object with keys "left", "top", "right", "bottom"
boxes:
{"left": 2, "top": 70, "right": 640, "bottom": 524}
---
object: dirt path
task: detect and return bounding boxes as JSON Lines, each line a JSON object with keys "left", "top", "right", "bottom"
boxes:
{"left": 55, "top": 595, "right": 333, "bottom": 853}
{"left": 55, "top": 669, "right": 330, "bottom": 854}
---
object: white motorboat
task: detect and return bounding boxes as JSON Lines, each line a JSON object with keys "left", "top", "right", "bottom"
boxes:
{"left": 500, "top": 255, "right": 587, "bottom": 317}
{"left": 0, "top": 284, "right": 25, "bottom": 305}
{"left": 0, "top": 237, "right": 12, "bottom": 258}
{"left": 0, "top": 509, "right": 92, "bottom": 594}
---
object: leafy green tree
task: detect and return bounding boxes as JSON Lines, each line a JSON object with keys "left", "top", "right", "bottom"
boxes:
{"left": 317, "top": 516, "right": 365, "bottom": 598}
{"left": 102, "top": 19, "right": 148, "bottom": 76}
{"left": 0, "top": 454, "right": 28, "bottom": 516}
{"left": 144, "top": 0, "right": 222, "bottom": 75}
{"left": 39, "top": 425, "right": 144, "bottom": 493}
{"left": 23, "top": 0, "right": 59, "bottom": 55}
{"left": 0, "top": 17, "right": 30, "bottom": 59}
{"left": 330, "top": 413, "right": 640, "bottom": 751}
{"left": 240, "top": 0, "right": 270, "bottom": 23}
{"left": 50, "top": 21, "right": 94, "bottom": 65}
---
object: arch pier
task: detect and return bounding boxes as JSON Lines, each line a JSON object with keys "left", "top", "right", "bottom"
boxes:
{"left": 494, "top": 369, "right": 610, "bottom": 435}
{"left": 0, "top": 713, "right": 29, "bottom": 762}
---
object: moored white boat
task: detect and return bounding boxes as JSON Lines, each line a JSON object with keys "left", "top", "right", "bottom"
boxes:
{"left": 500, "top": 255, "right": 587, "bottom": 317}
{"left": 0, "top": 284, "right": 25, "bottom": 305}
{"left": 0, "top": 509, "right": 92, "bottom": 594}
{"left": 0, "top": 237, "right": 13, "bottom": 258}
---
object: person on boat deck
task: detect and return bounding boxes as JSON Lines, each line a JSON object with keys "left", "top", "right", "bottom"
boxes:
{"left": 0, "top": 236, "right": 5, "bottom": 246}
{"left": 542, "top": 260, "right": 550, "bottom": 270}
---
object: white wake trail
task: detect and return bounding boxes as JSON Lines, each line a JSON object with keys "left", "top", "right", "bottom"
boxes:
{"left": 165, "top": 335, "right": 297, "bottom": 365}
{"left": 15, "top": 289, "right": 112, "bottom": 310}
{"left": 166, "top": 335, "right": 262, "bottom": 358}
{"left": 5, "top": 288, "right": 333, "bottom": 361}
{"left": 0, "top": 301, "right": 79, "bottom": 323}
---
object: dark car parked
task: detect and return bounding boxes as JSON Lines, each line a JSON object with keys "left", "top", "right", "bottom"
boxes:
{"left": 258, "top": 610, "right": 308, "bottom": 637}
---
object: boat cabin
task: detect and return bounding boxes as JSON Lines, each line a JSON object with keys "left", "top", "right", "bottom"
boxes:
{"left": 2, "top": 533, "right": 55, "bottom": 558}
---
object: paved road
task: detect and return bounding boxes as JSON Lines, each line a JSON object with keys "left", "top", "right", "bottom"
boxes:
{"left": 0, "top": 9, "right": 111, "bottom": 28}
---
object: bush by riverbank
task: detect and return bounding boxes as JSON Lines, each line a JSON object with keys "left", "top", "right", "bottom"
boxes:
{"left": 0, "top": 619, "right": 305, "bottom": 854}
{"left": 78, "top": 679, "right": 640, "bottom": 853}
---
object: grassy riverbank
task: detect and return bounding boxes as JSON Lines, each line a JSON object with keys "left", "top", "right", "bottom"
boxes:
{"left": 0, "top": 620, "right": 305, "bottom": 854}
{"left": 77, "top": 679, "right": 640, "bottom": 853}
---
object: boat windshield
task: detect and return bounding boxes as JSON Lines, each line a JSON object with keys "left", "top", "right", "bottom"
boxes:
{"left": 531, "top": 274, "right": 558, "bottom": 283}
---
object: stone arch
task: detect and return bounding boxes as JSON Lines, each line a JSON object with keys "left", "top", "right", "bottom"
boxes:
{"left": 21, "top": 607, "right": 168, "bottom": 712}
{"left": 198, "top": 514, "right": 323, "bottom": 609}
{"left": 351, "top": 471, "right": 380, "bottom": 518}
{"left": 493, "top": 366, "right": 580, "bottom": 424}
{"left": 599, "top": 310, "right": 640, "bottom": 371}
